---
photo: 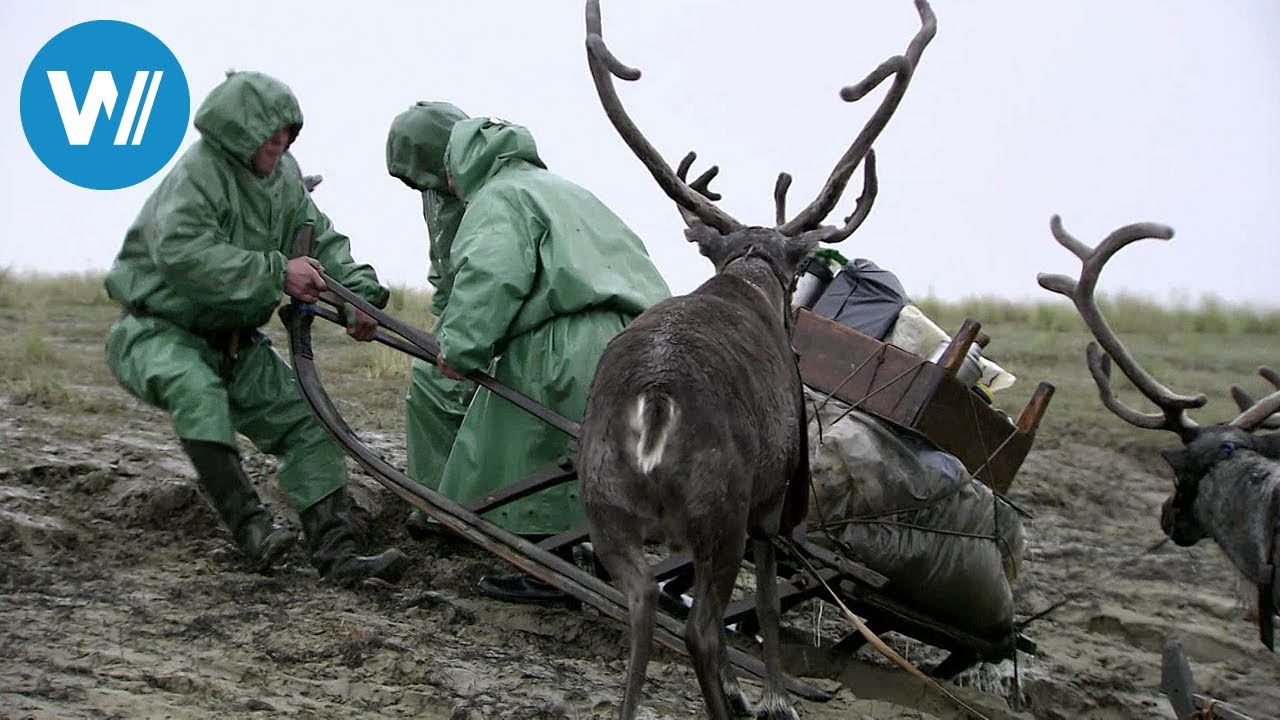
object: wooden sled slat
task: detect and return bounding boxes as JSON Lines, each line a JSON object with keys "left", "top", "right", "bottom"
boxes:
{"left": 465, "top": 459, "right": 577, "bottom": 515}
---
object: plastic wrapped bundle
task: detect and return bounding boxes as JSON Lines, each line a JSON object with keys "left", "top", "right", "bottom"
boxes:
{"left": 805, "top": 387, "right": 1025, "bottom": 639}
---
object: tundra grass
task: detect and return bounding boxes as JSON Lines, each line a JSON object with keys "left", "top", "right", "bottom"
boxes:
{"left": 0, "top": 272, "right": 1274, "bottom": 469}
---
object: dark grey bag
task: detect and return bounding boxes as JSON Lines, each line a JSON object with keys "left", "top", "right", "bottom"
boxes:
{"left": 810, "top": 258, "right": 910, "bottom": 340}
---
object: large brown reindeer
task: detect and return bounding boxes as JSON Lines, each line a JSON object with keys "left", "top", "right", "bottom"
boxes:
{"left": 1038, "top": 215, "right": 1280, "bottom": 650}
{"left": 576, "top": 1, "right": 935, "bottom": 718}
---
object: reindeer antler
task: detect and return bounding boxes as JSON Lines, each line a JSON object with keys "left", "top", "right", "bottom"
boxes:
{"left": 774, "top": 173, "right": 793, "bottom": 226}
{"left": 585, "top": 1, "right": 743, "bottom": 234}
{"left": 586, "top": 1, "right": 922, "bottom": 239}
{"left": 1037, "top": 215, "right": 1207, "bottom": 440}
{"left": 775, "top": 0, "right": 934, "bottom": 236}
{"left": 773, "top": 150, "right": 878, "bottom": 241}
{"left": 1230, "top": 367, "right": 1280, "bottom": 431}
{"left": 671, "top": 151, "right": 723, "bottom": 229}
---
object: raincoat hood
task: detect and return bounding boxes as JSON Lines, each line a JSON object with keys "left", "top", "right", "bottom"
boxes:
{"left": 386, "top": 101, "right": 469, "bottom": 193}
{"left": 443, "top": 117, "right": 546, "bottom": 201}
{"left": 194, "top": 71, "right": 303, "bottom": 168}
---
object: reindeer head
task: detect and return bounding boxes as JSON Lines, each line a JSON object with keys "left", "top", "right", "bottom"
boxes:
{"left": 1038, "top": 216, "right": 1280, "bottom": 547}
{"left": 583, "top": 0, "right": 936, "bottom": 295}
{"left": 686, "top": 223, "right": 837, "bottom": 310}
{"left": 1158, "top": 425, "right": 1257, "bottom": 544}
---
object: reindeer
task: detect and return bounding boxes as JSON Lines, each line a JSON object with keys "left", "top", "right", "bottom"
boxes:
{"left": 1038, "top": 215, "right": 1280, "bottom": 650}
{"left": 576, "top": 1, "right": 935, "bottom": 717}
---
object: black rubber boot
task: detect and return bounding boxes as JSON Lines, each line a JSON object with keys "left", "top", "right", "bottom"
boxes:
{"left": 301, "top": 489, "right": 409, "bottom": 587}
{"left": 477, "top": 572, "right": 578, "bottom": 607}
{"left": 181, "top": 439, "right": 296, "bottom": 571}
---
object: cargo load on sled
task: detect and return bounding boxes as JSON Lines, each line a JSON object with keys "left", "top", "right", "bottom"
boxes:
{"left": 793, "top": 254, "right": 1036, "bottom": 642}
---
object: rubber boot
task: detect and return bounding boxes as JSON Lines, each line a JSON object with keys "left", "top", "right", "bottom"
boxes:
{"left": 477, "top": 572, "right": 577, "bottom": 607}
{"left": 181, "top": 439, "right": 296, "bottom": 571}
{"left": 301, "top": 489, "right": 409, "bottom": 586}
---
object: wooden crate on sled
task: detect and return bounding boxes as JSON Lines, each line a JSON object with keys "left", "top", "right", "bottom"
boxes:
{"left": 791, "top": 307, "right": 1054, "bottom": 494}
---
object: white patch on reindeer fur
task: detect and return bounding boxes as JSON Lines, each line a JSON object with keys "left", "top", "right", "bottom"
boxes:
{"left": 629, "top": 395, "right": 678, "bottom": 474}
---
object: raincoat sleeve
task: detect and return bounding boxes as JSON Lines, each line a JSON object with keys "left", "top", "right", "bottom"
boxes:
{"left": 300, "top": 196, "right": 391, "bottom": 310}
{"left": 150, "top": 174, "right": 288, "bottom": 312}
{"left": 433, "top": 191, "right": 537, "bottom": 374}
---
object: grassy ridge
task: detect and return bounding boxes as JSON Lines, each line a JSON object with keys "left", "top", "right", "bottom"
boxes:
{"left": 915, "top": 293, "right": 1280, "bottom": 336}
{"left": 1, "top": 271, "right": 1275, "bottom": 469}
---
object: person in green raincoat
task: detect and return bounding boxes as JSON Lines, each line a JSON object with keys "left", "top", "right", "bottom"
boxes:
{"left": 426, "top": 116, "right": 670, "bottom": 602}
{"left": 384, "top": 102, "right": 476, "bottom": 535}
{"left": 104, "top": 70, "right": 407, "bottom": 586}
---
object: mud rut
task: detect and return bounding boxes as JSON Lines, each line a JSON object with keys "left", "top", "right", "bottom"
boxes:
{"left": 2, "top": 388, "right": 1278, "bottom": 719}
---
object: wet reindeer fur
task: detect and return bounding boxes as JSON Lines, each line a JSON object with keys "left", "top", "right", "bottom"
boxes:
{"left": 578, "top": 225, "right": 831, "bottom": 720}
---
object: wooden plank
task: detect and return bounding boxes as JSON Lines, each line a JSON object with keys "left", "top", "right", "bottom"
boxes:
{"left": 793, "top": 310, "right": 944, "bottom": 431}
{"left": 935, "top": 319, "right": 980, "bottom": 376}
{"left": 835, "top": 579, "right": 1019, "bottom": 663}
{"left": 464, "top": 459, "right": 576, "bottom": 515}
{"left": 654, "top": 554, "right": 695, "bottom": 583}
{"left": 788, "top": 538, "right": 889, "bottom": 590}
{"left": 1016, "top": 382, "right": 1056, "bottom": 435}
{"left": 538, "top": 524, "right": 589, "bottom": 554}
{"left": 915, "top": 377, "right": 1028, "bottom": 492}
{"left": 722, "top": 569, "right": 838, "bottom": 633}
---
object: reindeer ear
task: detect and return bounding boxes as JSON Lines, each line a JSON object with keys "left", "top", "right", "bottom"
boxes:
{"left": 686, "top": 222, "right": 731, "bottom": 265}
{"left": 785, "top": 227, "right": 836, "bottom": 269}
{"left": 1255, "top": 431, "right": 1280, "bottom": 460}
{"left": 1160, "top": 446, "right": 1191, "bottom": 478}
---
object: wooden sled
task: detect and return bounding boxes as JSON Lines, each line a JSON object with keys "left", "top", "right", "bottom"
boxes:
{"left": 283, "top": 228, "right": 1053, "bottom": 696}
{"left": 463, "top": 465, "right": 1035, "bottom": 680}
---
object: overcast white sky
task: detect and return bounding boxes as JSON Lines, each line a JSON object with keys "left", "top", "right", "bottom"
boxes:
{"left": 3, "top": 1, "right": 1278, "bottom": 307}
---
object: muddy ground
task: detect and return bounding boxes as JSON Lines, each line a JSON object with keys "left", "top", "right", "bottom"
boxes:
{"left": 1, "top": 296, "right": 1278, "bottom": 720}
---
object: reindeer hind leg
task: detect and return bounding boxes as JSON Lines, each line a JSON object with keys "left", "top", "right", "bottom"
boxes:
{"left": 717, "top": 623, "right": 751, "bottom": 716}
{"left": 751, "top": 536, "right": 798, "bottom": 719}
{"left": 686, "top": 524, "right": 748, "bottom": 720}
{"left": 589, "top": 509, "right": 657, "bottom": 720}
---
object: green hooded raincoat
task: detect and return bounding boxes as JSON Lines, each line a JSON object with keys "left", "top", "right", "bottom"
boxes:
{"left": 433, "top": 118, "right": 670, "bottom": 535}
{"left": 103, "top": 71, "right": 390, "bottom": 512}
{"left": 385, "top": 102, "right": 476, "bottom": 488}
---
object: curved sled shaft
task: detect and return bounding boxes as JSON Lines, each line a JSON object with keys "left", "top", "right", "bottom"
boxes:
{"left": 308, "top": 266, "right": 580, "bottom": 439}
{"left": 278, "top": 301, "right": 830, "bottom": 702}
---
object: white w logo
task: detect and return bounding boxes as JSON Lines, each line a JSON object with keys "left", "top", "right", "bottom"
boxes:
{"left": 46, "top": 70, "right": 163, "bottom": 146}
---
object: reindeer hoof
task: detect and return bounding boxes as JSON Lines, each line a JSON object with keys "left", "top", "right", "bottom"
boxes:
{"left": 725, "top": 682, "right": 751, "bottom": 717}
{"left": 754, "top": 694, "right": 799, "bottom": 720}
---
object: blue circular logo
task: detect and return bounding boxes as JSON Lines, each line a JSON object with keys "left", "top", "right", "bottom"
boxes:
{"left": 20, "top": 20, "right": 190, "bottom": 190}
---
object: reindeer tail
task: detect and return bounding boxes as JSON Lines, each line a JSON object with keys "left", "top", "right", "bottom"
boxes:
{"left": 628, "top": 394, "right": 678, "bottom": 475}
